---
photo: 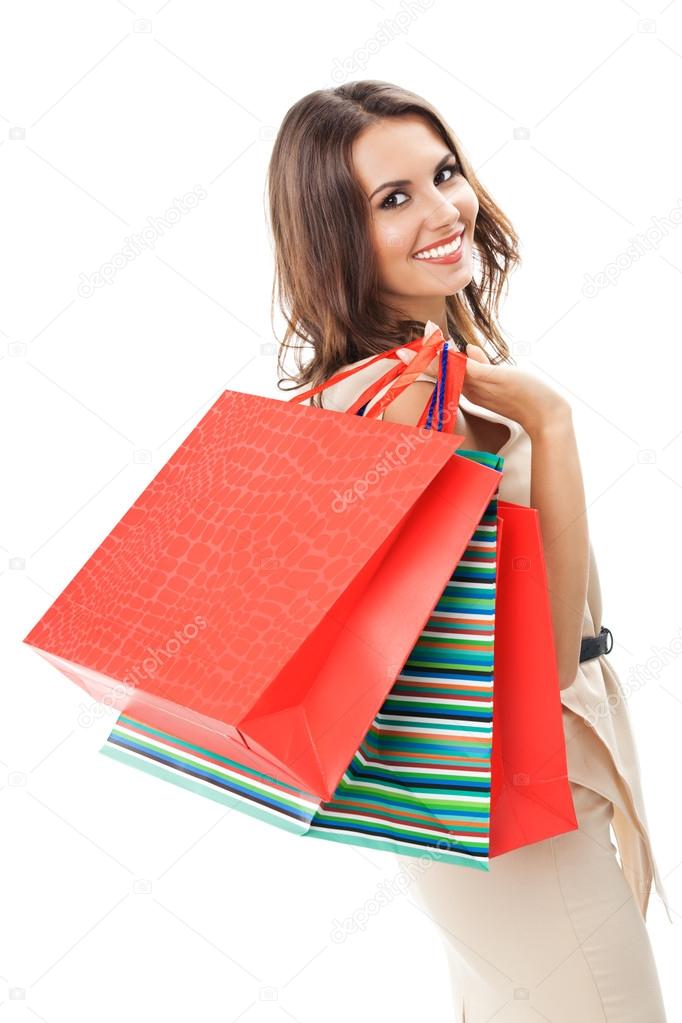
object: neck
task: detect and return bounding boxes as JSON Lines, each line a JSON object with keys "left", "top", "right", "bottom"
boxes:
{"left": 385, "top": 297, "right": 449, "bottom": 338}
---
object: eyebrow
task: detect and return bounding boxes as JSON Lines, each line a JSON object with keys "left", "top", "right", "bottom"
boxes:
{"left": 369, "top": 153, "right": 455, "bottom": 200}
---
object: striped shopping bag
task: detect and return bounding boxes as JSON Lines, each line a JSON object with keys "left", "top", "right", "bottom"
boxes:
{"left": 101, "top": 446, "right": 502, "bottom": 869}
{"left": 304, "top": 447, "right": 501, "bottom": 868}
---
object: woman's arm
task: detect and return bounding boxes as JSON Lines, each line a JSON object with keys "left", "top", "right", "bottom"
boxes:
{"left": 381, "top": 364, "right": 590, "bottom": 692}
{"left": 528, "top": 409, "right": 590, "bottom": 690}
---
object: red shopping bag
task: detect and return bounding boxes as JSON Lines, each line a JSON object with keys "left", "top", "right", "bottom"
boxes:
{"left": 22, "top": 329, "right": 502, "bottom": 804}
{"left": 489, "top": 502, "right": 578, "bottom": 854}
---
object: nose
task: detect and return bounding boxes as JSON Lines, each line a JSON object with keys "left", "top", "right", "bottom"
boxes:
{"left": 424, "top": 193, "right": 462, "bottom": 235}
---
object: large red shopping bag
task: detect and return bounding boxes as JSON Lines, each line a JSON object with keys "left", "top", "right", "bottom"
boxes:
{"left": 22, "top": 328, "right": 502, "bottom": 806}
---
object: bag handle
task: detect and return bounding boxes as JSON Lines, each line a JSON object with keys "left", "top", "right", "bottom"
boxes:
{"left": 289, "top": 327, "right": 467, "bottom": 435}
{"left": 362, "top": 337, "right": 463, "bottom": 433}
{"left": 359, "top": 338, "right": 449, "bottom": 430}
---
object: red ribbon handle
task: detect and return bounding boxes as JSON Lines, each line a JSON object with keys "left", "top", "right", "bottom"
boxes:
{"left": 288, "top": 327, "right": 467, "bottom": 435}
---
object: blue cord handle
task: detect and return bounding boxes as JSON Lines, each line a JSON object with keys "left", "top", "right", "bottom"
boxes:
{"left": 356, "top": 339, "right": 448, "bottom": 431}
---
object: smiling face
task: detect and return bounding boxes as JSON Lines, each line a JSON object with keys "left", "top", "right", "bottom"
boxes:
{"left": 352, "top": 114, "right": 479, "bottom": 325}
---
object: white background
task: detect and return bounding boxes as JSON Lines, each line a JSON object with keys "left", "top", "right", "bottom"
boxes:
{"left": 2, "top": 0, "right": 681, "bottom": 1019}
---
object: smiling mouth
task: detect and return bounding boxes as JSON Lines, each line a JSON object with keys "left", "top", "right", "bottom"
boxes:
{"left": 412, "top": 228, "right": 465, "bottom": 261}
{"left": 411, "top": 231, "right": 464, "bottom": 265}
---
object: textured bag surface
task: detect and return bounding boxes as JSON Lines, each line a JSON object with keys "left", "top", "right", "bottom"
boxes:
{"left": 23, "top": 328, "right": 501, "bottom": 806}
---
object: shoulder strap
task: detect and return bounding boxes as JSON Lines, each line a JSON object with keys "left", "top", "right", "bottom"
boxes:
{"left": 288, "top": 333, "right": 442, "bottom": 407}
{"left": 288, "top": 328, "right": 467, "bottom": 436}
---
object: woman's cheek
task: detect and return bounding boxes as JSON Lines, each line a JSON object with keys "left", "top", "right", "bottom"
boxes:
{"left": 375, "top": 223, "right": 401, "bottom": 252}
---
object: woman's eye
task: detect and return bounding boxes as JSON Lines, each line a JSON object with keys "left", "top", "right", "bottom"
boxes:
{"left": 436, "top": 163, "right": 459, "bottom": 185}
{"left": 380, "top": 190, "right": 409, "bottom": 210}
{"left": 379, "top": 162, "right": 460, "bottom": 210}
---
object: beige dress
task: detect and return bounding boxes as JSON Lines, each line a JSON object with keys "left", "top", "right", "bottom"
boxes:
{"left": 318, "top": 326, "right": 671, "bottom": 1020}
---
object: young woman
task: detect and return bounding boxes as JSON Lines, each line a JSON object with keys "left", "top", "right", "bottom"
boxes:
{"left": 268, "top": 80, "right": 670, "bottom": 1022}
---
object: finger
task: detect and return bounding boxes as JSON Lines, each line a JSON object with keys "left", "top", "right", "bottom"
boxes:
{"left": 465, "top": 342, "right": 491, "bottom": 365}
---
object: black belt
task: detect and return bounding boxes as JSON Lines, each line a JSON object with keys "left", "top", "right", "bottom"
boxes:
{"left": 579, "top": 626, "right": 613, "bottom": 663}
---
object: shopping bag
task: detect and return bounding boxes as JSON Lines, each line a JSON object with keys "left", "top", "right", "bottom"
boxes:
{"left": 98, "top": 332, "right": 577, "bottom": 867}
{"left": 23, "top": 328, "right": 502, "bottom": 807}
{"left": 489, "top": 500, "right": 579, "bottom": 855}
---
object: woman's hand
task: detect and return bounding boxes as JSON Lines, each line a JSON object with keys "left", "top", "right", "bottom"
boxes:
{"left": 460, "top": 343, "right": 571, "bottom": 437}
{"left": 462, "top": 342, "right": 588, "bottom": 689}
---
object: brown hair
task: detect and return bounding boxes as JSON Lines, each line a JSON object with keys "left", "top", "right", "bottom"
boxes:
{"left": 267, "top": 80, "right": 521, "bottom": 407}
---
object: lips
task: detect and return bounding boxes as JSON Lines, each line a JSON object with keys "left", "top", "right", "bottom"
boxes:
{"left": 412, "top": 227, "right": 465, "bottom": 257}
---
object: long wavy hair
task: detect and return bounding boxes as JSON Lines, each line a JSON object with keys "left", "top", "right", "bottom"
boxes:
{"left": 267, "top": 80, "right": 521, "bottom": 407}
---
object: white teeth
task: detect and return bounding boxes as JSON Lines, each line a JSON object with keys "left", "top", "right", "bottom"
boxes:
{"left": 414, "top": 233, "right": 463, "bottom": 259}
